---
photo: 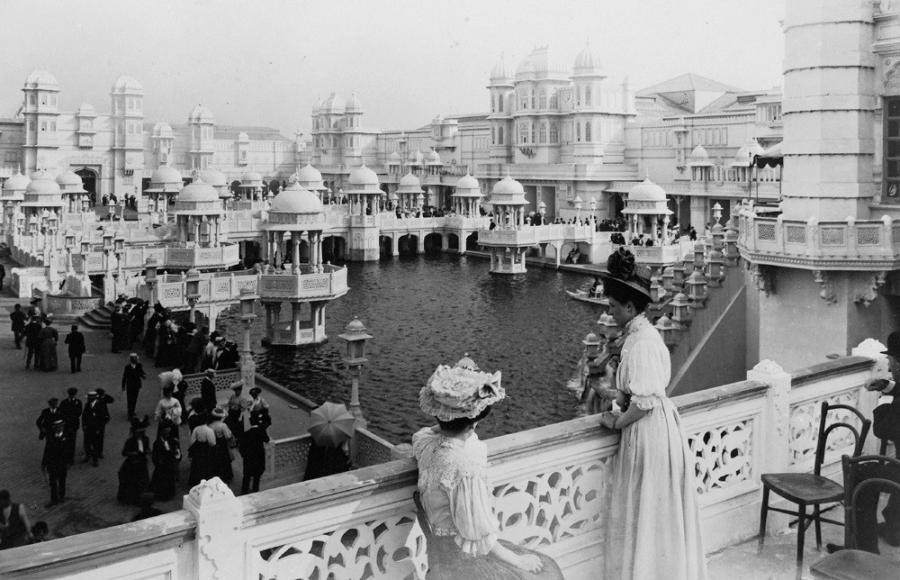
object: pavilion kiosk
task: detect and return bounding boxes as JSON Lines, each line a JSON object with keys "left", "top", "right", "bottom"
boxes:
{"left": 144, "top": 164, "right": 183, "bottom": 224}
{"left": 396, "top": 171, "right": 424, "bottom": 212}
{"left": 452, "top": 173, "right": 483, "bottom": 217}
{"left": 260, "top": 179, "right": 348, "bottom": 346}
{"left": 344, "top": 164, "right": 383, "bottom": 261}
{"left": 480, "top": 172, "right": 530, "bottom": 274}
{"left": 1, "top": 170, "right": 29, "bottom": 241}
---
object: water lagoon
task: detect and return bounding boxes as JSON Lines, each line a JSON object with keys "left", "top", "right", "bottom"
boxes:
{"left": 221, "top": 254, "right": 597, "bottom": 442}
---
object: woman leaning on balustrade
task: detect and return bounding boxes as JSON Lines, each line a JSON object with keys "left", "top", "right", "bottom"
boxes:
{"left": 412, "top": 358, "right": 563, "bottom": 580}
{"left": 596, "top": 248, "right": 708, "bottom": 579}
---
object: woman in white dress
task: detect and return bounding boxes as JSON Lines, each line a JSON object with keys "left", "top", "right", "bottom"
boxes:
{"left": 597, "top": 248, "right": 707, "bottom": 580}
{"left": 413, "top": 358, "right": 563, "bottom": 580}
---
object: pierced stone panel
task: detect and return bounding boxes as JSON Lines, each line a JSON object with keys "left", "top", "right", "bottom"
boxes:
{"left": 789, "top": 391, "right": 861, "bottom": 465}
{"left": 857, "top": 227, "right": 881, "bottom": 246}
{"left": 785, "top": 225, "right": 806, "bottom": 244}
{"left": 757, "top": 223, "right": 776, "bottom": 241}
{"left": 820, "top": 227, "right": 846, "bottom": 246}
{"left": 254, "top": 513, "right": 428, "bottom": 580}
{"left": 492, "top": 458, "right": 609, "bottom": 548}
{"left": 272, "top": 437, "right": 311, "bottom": 473}
{"left": 687, "top": 419, "right": 753, "bottom": 495}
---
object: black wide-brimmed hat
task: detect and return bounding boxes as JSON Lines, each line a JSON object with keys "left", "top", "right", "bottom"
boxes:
{"left": 883, "top": 331, "right": 900, "bottom": 358}
{"left": 598, "top": 248, "right": 652, "bottom": 300}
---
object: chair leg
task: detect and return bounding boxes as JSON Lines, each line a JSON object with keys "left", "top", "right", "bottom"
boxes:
{"left": 796, "top": 503, "right": 806, "bottom": 573}
{"left": 813, "top": 504, "right": 822, "bottom": 550}
{"left": 758, "top": 486, "right": 770, "bottom": 554}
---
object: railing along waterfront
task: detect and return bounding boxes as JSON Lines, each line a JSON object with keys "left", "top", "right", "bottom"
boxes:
{"left": 478, "top": 224, "right": 595, "bottom": 246}
{"left": 0, "top": 348, "right": 885, "bottom": 579}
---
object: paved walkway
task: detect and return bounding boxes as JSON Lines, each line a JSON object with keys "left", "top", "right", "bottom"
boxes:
{"left": 0, "top": 257, "right": 309, "bottom": 540}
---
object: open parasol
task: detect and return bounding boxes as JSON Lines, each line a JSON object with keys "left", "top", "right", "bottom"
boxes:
{"left": 308, "top": 402, "right": 355, "bottom": 448}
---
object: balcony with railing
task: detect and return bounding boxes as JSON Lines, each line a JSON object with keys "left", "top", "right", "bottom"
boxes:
{"left": 258, "top": 264, "right": 348, "bottom": 301}
{"left": 0, "top": 348, "right": 885, "bottom": 579}
{"left": 738, "top": 213, "right": 900, "bottom": 270}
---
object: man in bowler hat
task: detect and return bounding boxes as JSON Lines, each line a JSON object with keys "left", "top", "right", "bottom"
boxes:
{"left": 121, "top": 353, "right": 146, "bottom": 420}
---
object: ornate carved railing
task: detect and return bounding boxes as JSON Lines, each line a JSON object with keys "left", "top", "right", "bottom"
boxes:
{"left": 0, "top": 350, "right": 886, "bottom": 580}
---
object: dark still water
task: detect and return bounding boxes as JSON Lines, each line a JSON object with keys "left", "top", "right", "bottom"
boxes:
{"left": 219, "top": 255, "right": 598, "bottom": 443}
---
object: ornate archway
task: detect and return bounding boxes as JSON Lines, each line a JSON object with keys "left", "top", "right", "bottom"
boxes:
{"left": 76, "top": 167, "right": 98, "bottom": 206}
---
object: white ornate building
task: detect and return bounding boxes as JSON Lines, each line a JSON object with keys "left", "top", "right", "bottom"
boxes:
{"left": 0, "top": 71, "right": 303, "bottom": 205}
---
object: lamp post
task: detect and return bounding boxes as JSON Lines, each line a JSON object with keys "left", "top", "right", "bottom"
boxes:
{"left": 712, "top": 202, "right": 724, "bottom": 226}
{"left": 589, "top": 197, "right": 597, "bottom": 221}
{"left": 185, "top": 268, "right": 201, "bottom": 326}
{"left": 64, "top": 231, "right": 76, "bottom": 274}
{"left": 238, "top": 287, "right": 258, "bottom": 390}
{"left": 338, "top": 317, "right": 372, "bottom": 423}
{"left": 80, "top": 239, "right": 92, "bottom": 288}
{"left": 416, "top": 193, "right": 424, "bottom": 212}
{"left": 144, "top": 256, "right": 158, "bottom": 305}
{"left": 574, "top": 195, "right": 583, "bottom": 221}
{"left": 114, "top": 234, "right": 125, "bottom": 288}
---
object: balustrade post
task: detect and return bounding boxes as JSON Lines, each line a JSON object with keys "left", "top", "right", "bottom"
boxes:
{"left": 183, "top": 477, "right": 243, "bottom": 580}
{"left": 747, "top": 359, "right": 791, "bottom": 535}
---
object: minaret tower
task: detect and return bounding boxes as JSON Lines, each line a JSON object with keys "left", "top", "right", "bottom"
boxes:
{"left": 488, "top": 56, "right": 514, "bottom": 163}
{"left": 21, "top": 70, "right": 61, "bottom": 173}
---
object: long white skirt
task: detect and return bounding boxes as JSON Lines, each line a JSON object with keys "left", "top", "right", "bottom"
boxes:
{"left": 604, "top": 398, "right": 707, "bottom": 580}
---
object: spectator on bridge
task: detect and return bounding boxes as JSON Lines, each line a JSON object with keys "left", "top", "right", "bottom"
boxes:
{"left": 240, "top": 410, "right": 270, "bottom": 495}
{"left": 59, "top": 388, "right": 83, "bottom": 465}
{"left": 38, "top": 316, "right": 58, "bottom": 372}
{"left": 82, "top": 390, "right": 109, "bottom": 466}
{"left": 0, "top": 490, "right": 33, "bottom": 549}
{"left": 117, "top": 416, "right": 151, "bottom": 505}
{"left": 42, "top": 419, "right": 69, "bottom": 507}
{"left": 122, "top": 353, "right": 147, "bottom": 420}
{"left": 149, "top": 422, "right": 181, "bottom": 501}
{"left": 65, "top": 324, "right": 86, "bottom": 373}
{"left": 9, "top": 303, "right": 26, "bottom": 349}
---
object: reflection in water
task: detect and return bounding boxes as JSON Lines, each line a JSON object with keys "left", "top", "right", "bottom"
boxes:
{"left": 218, "top": 254, "right": 598, "bottom": 443}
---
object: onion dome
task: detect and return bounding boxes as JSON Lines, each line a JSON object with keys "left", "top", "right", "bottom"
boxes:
{"left": 408, "top": 150, "right": 424, "bottom": 165}
{"left": 573, "top": 45, "right": 603, "bottom": 76}
{"left": 3, "top": 171, "right": 30, "bottom": 193}
{"left": 345, "top": 93, "right": 362, "bottom": 113}
{"left": 489, "top": 172, "right": 527, "bottom": 206}
{"left": 515, "top": 47, "right": 567, "bottom": 80}
{"left": 147, "top": 165, "right": 183, "bottom": 193}
{"left": 177, "top": 178, "right": 219, "bottom": 203}
{"left": 732, "top": 139, "right": 766, "bottom": 168}
{"left": 270, "top": 181, "right": 323, "bottom": 214}
{"left": 425, "top": 149, "right": 442, "bottom": 165}
{"left": 490, "top": 57, "right": 510, "bottom": 82}
{"left": 453, "top": 173, "right": 482, "bottom": 198}
{"left": 152, "top": 121, "right": 173, "bottom": 138}
{"left": 22, "top": 170, "right": 63, "bottom": 207}
{"left": 295, "top": 164, "right": 326, "bottom": 191}
{"left": 199, "top": 168, "right": 227, "bottom": 188}
{"left": 388, "top": 151, "right": 402, "bottom": 163}
{"left": 397, "top": 171, "right": 423, "bottom": 194}
{"left": 320, "top": 92, "right": 344, "bottom": 114}
{"left": 188, "top": 104, "right": 214, "bottom": 124}
{"left": 344, "top": 164, "right": 382, "bottom": 195}
{"left": 627, "top": 178, "right": 666, "bottom": 202}
{"left": 24, "top": 69, "right": 59, "bottom": 91}
{"left": 56, "top": 169, "right": 86, "bottom": 194}
{"left": 111, "top": 75, "right": 143, "bottom": 94}
{"left": 240, "top": 171, "right": 263, "bottom": 188}
{"left": 688, "top": 145, "right": 714, "bottom": 167}
{"left": 77, "top": 103, "right": 97, "bottom": 117}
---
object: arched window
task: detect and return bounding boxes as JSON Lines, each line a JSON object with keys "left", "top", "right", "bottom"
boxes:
{"left": 585, "top": 122, "right": 591, "bottom": 141}
{"left": 539, "top": 122, "right": 547, "bottom": 143}
{"left": 549, "top": 122, "right": 558, "bottom": 143}
{"left": 585, "top": 86, "right": 592, "bottom": 106}
{"left": 499, "top": 95, "right": 504, "bottom": 113}
{"left": 576, "top": 122, "right": 581, "bottom": 142}
{"left": 498, "top": 126, "right": 504, "bottom": 144}
{"left": 539, "top": 91, "right": 547, "bottom": 109}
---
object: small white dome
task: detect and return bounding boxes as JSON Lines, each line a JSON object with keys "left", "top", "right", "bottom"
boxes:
{"left": 348, "top": 164, "right": 379, "bottom": 188}
{"left": 199, "top": 168, "right": 227, "bottom": 188}
{"left": 345, "top": 93, "right": 362, "bottom": 113}
{"left": 178, "top": 178, "right": 219, "bottom": 203}
{"left": 189, "top": 104, "right": 214, "bottom": 124}
{"left": 270, "top": 182, "right": 323, "bottom": 214}
{"left": 320, "top": 92, "right": 344, "bottom": 114}
{"left": 453, "top": 174, "right": 482, "bottom": 198}
{"left": 23, "top": 170, "right": 64, "bottom": 206}
{"left": 297, "top": 164, "right": 323, "bottom": 183}
{"left": 490, "top": 174, "right": 527, "bottom": 206}
{"left": 240, "top": 171, "right": 263, "bottom": 187}
{"left": 3, "top": 171, "right": 30, "bottom": 192}
{"left": 111, "top": 75, "right": 143, "bottom": 94}
{"left": 149, "top": 165, "right": 183, "bottom": 188}
{"left": 425, "top": 149, "right": 442, "bottom": 165}
{"left": 628, "top": 178, "right": 667, "bottom": 202}
{"left": 573, "top": 45, "right": 601, "bottom": 74}
{"left": 152, "top": 122, "right": 173, "bottom": 138}
{"left": 388, "top": 151, "right": 402, "bottom": 162}
{"left": 490, "top": 57, "right": 509, "bottom": 81}
{"left": 397, "top": 172, "right": 423, "bottom": 194}
{"left": 24, "top": 69, "right": 59, "bottom": 91}
{"left": 56, "top": 170, "right": 85, "bottom": 192}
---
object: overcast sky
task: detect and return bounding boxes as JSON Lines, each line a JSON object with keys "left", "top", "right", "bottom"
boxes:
{"left": 1, "top": 0, "right": 785, "bottom": 137}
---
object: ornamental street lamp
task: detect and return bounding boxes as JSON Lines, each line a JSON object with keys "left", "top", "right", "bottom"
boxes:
{"left": 589, "top": 197, "right": 597, "bottom": 218}
{"left": 64, "top": 231, "right": 76, "bottom": 274}
{"left": 712, "top": 202, "right": 724, "bottom": 225}
{"left": 655, "top": 314, "right": 681, "bottom": 349}
{"left": 416, "top": 193, "right": 424, "bottom": 211}
{"left": 185, "top": 268, "right": 201, "bottom": 325}
{"left": 670, "top": 292, "right": 692, "bottom": 326}
{"left": 574, "top": 195, "right": 583, "bottom": 221}
{"left": 144, "top": 256, "right": 158, "bottom": 306}
{"left": 338, "top": 317, "right": 373, "bottom": 422}
{"left": 239, "top": 287, "right": 258, "bottom": 390}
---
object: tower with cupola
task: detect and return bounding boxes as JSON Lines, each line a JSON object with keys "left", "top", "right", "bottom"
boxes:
{"left": 487, "top": 57, "right": 514, "bottom": 163}
{"left": 21, "top": 70, "right": 61, "bottom": 173}
{"left": 571, "top": 45, "right": 606, "bottom": 162}
{"left": 343, "top": 93, "right": 364, "bottom": 166}
{"left": 188, "top": 104, "right": 215, "bottom": 171}
{"left": 109, "top": 75, "right": 145, "bottom": 198}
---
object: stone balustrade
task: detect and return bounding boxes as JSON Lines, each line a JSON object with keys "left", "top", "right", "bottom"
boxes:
{"left": 258, "top": 265, "right": 348, "bottom": 301}
{"left": 738, "top": 213, "right": 900, "bottom": 269}
{"left": 478, "top": 224, "right": 595, "bottom": 247}
{"left": 0, "top": 348, "right": 886, "bottom": 579}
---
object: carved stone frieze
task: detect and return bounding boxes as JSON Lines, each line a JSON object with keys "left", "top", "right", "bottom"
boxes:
{"left": 813, "top": 270, "right": 837, "bottom": 304}
{"left": 749, "top": 263, "right": 775, "bottom": 296}
{"left": 854, "top": 271, "right": 887, "bottom": 307}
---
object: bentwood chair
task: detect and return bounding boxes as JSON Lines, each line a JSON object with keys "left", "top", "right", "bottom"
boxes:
{"left": 758, "top": 401, "right": 871, "bottom": 574}
{"left": 810, "top": 455, "right": 900, "bottom": 579}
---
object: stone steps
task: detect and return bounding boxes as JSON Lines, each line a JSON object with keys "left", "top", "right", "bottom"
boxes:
{"left": 78, "top": 303, "right": 114, "bottom": 330}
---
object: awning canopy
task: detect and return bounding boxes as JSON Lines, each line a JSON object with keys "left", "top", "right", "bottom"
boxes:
{"left": 753, "top": 142, "right": 783, "bottom": 168}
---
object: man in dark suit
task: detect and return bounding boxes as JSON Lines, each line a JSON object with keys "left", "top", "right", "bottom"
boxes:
{"left": 93, "top": 388, "right": 114, "bottom": 458}
{"left": 863, "top": 330, "right": 900, "bottom": 547}
{"left": 200, "top": 369, "right": 217, "bottom": 414}
{"left": 35, "top": 397, "right": 61, "bottom": 440}
{"left": 81, "top": 391, "right": 109, "bottom": 466}
{"left": 64, "top": 324, "right": 86, "bottom": 373}
{"left": 58, "top": 388, "right": 83, "bottom": 466}
{"left": 9, "top": 304, "right": 26, "bottom": 349}
{"left": 0, "top": 263, "right": 5, "bottom": 290}
{"left": 121, "top": 353, "right": 146, "bottom": 420}
{"left": 24, "top": 316, "right": 42, "bottom": 369}
{"left": 41, "top": 419, "right": 68, "bottom": 507}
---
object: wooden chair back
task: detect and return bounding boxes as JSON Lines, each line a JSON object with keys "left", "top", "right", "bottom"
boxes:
{"left": 841, "top": 454, "right": 900, "bottom": 550}
{"left": 813, "top": 402, "right": 871, "bottom": 476}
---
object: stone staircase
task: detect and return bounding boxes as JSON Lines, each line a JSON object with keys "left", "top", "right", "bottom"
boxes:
{"left": 78, "top": 302, "right": 114, "bottom": 330}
